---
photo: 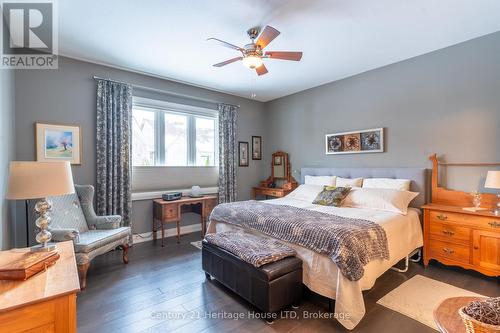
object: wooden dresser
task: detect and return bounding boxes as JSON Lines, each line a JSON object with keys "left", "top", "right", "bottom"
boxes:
{"left": 423, "top": 154, "right": 500, "bottom": 277}
{"left": 0, "top": 241, "right": 80, "bottom": 333}
{"left": 253, "top": 151, "right": 298, "bottom": 199}
{"left": 423, "top": 204, "right": 500, "bottom": 276}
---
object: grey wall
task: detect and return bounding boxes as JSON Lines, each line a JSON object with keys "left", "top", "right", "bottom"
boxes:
{"left": 14, "top": 57, "right": 267, "bottom": 238}
{"left": 0, "top": 69, "right": 15, "bottom": 250}
{"left": 265, "top": 32, "right": 500, "bottom": 193}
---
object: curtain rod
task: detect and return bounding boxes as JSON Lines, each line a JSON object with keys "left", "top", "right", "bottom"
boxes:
{"left": 92, "top": 75, "right": 240, "bottom": 108}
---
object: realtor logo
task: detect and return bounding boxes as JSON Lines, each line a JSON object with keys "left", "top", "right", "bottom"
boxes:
{"left": 1, "top": 0, "right": 58, "bottom": 69}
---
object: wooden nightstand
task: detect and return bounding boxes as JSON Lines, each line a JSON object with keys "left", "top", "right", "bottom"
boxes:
{"left": 0, "top": 241, "right": 80, "bottom": 333}
{"left": 422, "top": 204, "right": 500, "bottom": 277}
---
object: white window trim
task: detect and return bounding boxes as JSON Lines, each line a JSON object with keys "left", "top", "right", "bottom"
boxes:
{"left": 132, "top": 96, "right": 219, "bottom": 167}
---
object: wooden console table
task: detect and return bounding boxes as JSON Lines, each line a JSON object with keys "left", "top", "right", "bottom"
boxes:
{"left": 153, "top": 195, "right": 218, "bottom": 246}
{"left": 0, "top": 241, "right": 80, "bottom": 333}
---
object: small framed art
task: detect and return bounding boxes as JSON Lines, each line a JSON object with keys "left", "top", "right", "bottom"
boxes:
{"left": 36, "top": 123, "right": 82, "bottom": 164}
{"left": 252, "top": 136, "right": 262, "bottom": 160}
{"left": 238, "top": 141, "right": 249, "bottom": 167}
{"left": 325, "top": 128, "right": 384, "bottom": 155}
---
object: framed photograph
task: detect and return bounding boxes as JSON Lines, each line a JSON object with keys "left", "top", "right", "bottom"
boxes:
{"left": 326, "top": 128, "right": 384, "bottom": 155}
{"left": 274, "top": 155, "right": 282, "bottom": 165}
{"left": 251, "top": 136, "right": 262, "bottom": 160}
{"left": 36, "top": 123, "right": 82, "bottom": 164}
{"left": 238, "top": 141, "right": 249, "bottom": 167}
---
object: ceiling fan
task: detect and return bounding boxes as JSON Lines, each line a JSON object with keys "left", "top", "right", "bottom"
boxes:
{"left": 208, "top": 25, "right": 303, "bottom": 76}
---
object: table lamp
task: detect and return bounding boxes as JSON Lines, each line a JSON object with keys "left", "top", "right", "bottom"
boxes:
{"left": 6, "top": 161, "right": 75, "bottom": 251}
{"left": 485, "top": 171, "right": 500, "bottom": 216}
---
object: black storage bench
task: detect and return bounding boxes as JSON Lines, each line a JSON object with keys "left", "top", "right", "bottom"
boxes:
{"left": 202, "top": 239, "right": 302, "bottom": 316}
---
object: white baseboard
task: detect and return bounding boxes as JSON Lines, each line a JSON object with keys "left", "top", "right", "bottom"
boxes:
{"left": 132, "top": 224, "right": 202, "bottom": 244}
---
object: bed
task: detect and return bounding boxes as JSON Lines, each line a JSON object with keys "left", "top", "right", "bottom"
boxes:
{"left": 207, "top": 167, "right": 427, "bottom": 329}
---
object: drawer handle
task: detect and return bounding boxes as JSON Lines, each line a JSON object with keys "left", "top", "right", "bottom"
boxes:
{"left": 442, "top": 230, "right": 455, "bottom": 236}
{"left": 436, "top": 214, "right": 448, "bottom": 221}
{"left": 442, "top": 248, "right": 454, "bottom": 254}
{"left": 488, "top": 221, "right": 500, "bottom": 228}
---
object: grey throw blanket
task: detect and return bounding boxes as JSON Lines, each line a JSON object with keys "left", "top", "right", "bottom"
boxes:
{"left": 210, "top": 201, "right": 389, "bottom": 281}
{"left": 205, "top": 231, "right": 296, "bottom": 267}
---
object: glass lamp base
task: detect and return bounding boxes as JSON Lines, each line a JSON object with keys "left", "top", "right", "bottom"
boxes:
{"left": 30, "top": 243, "right": 57, "bottom": 252}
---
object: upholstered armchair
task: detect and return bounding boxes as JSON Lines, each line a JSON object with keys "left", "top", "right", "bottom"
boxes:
{"left": 46, "top": 185, "right": 131, "bottom": 289}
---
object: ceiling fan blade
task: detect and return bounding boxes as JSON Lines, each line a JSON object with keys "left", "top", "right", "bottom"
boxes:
{"left": 256, "top": 26, "right": 280, "bottom": 49}
{"left": 213, "top": 57, "right": 243, "bottom": 67}
{"left": 207, "top": 38, "right": 244, "bottom": 51}
{"left": 265, "top": 51, "right": 302, "bottom": 61}
{"left": 255, "top": 64, "right": 268, "bottom": 76}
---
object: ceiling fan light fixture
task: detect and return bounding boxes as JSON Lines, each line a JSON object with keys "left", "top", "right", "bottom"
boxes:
{"left": 242, "top": 55, "right": 263, "bottom": 69}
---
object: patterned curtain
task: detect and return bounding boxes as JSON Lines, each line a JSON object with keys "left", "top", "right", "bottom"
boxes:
{"left": 96, "top": 79, "right": 133, "bottom": 227}
{"left": 218, "top": 104, "right": 238, "bottom": 203}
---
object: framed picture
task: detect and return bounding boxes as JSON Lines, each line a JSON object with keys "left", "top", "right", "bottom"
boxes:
{"left": 251, "top": 136, "right": 262, "bottom": 160}
{"left": 36, "top": 123, "right": 82, "bottom": 164}
{"left": 238, "top": 141, "right": 249, "bottom": 167}
{"left": 274, "top": 155, "right": 282, "bottom": 165}
{"left": 325, "top": 128, "right": 384, "bottom": 155}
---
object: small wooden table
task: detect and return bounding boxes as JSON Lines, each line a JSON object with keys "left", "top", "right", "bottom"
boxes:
{"left": 153, "top": 195, "right": 218, "bottom": 246}
{"left": 252, "top": 186, "right": 294, "bottom": 199}
{"left": 433, "top": 296, "right": 485, "bottom": 333}
{"left": 0, "top": 241, "right": 80, "bottom": 333}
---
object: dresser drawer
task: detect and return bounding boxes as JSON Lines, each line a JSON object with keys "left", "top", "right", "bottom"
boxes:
{"left": 430, "top": 211, "right": 500, "bottom": 231}
{"left": 429, "top": 221, "right": 470, "bottom": 242}
{"left": 429, "top": 239, "right": 470, "bottom": 264}
{"left": 163, "top": 205, "right": 178, "bottom": 220}
{"left": 258, "top": 189, "right": 282, "bottom": 197}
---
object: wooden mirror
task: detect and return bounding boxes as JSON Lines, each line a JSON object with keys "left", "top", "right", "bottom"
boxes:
{"left": 253, "top": 151, "right": 298, "bottom": 198}
{"left": 272, "top": 151, "right": 288, "bottom": 180}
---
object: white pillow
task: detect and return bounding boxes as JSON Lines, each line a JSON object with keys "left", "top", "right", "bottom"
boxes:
{"left": 286, "top": 184, "right": 324, "bottom": 202}
{"left": 342, "top": 188, "right": 419, "bottom": 215}
{"left": 336, "top": 177, "right": 363, "bottom": 187}
{"left": 363, "top": 178, "right": 411, "bottom": 191}
{"left": 304, "top": 175, "right": 336, "bottom": 186}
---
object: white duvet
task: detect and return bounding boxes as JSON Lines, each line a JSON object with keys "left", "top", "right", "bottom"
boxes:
{"left": 206, "top": 197, "right": 423, "bottom": 329}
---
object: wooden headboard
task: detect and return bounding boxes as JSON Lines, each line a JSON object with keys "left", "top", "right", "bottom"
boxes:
{"left": 429, "top": 153, "right": 497, "bottom": 208}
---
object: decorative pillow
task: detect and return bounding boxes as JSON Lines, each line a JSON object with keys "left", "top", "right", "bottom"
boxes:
{"left": 304, "top": 175, "right": 336, "bottom": 186}
{"left": 312, "top": 186, "right": 351, "bottom": 207}
{"left": 342, "top": 188, "right": 419, "bottom": 215}
{"left": 362, "top": 178, "right": 411, "bottom": 191}
{"left": 336, "top": 177, "right": 363, "bottom": 187}
{"left": 286, "top": 184, "right": 324, "bottom": 202}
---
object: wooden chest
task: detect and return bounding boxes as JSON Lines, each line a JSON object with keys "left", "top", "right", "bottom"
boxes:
{"left": 423, "top": 204, "right": 500, "bottom": 276}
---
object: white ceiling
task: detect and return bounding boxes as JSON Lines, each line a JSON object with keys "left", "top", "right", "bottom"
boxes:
{"left": 59, "top": 0, "right": 500, "bottom": 102}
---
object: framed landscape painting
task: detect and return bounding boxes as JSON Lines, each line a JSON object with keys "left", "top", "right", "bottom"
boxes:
{"left": 325, "top": 128, "right": 384, "bottom": 155}
{"left": 36, "top": 123, "right": 82, "bottom": 164}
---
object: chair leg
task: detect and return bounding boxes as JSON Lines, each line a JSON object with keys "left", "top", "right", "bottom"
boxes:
{"left": 120, "top": 244, "right": 129, "bottom": 264}
{"left": 77, "top": 262, "right": 90, "bottom": 290}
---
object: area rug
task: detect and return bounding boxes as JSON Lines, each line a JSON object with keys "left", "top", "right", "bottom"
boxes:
{"left": 190, "top": 240, "right": 202, "bottom": 250}
{"left": 377, "top": 275, "right": 484, "bottom": 330}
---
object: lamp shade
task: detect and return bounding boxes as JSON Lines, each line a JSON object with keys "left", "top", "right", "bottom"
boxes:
{"left": 485, "top": 171, "right": 500, "bottom": 189}
{"left": 6, "top": 161, "right": 75, "bottom": 200}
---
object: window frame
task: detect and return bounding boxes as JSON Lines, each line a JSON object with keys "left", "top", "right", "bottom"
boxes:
{"left": 132, "top": 97, "right": 219, "bottom": 168}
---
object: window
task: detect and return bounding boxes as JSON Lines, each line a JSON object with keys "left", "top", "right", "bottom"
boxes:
{"left": 132, "top": 97, "right": 218, "bottom": 167}
{"left": 131, "top": 109, "right": 155, "bottom": 166}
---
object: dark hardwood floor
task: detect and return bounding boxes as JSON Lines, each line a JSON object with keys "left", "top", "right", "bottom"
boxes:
{"left": 77, "top": 232, "right": 499, "bottom": 333}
